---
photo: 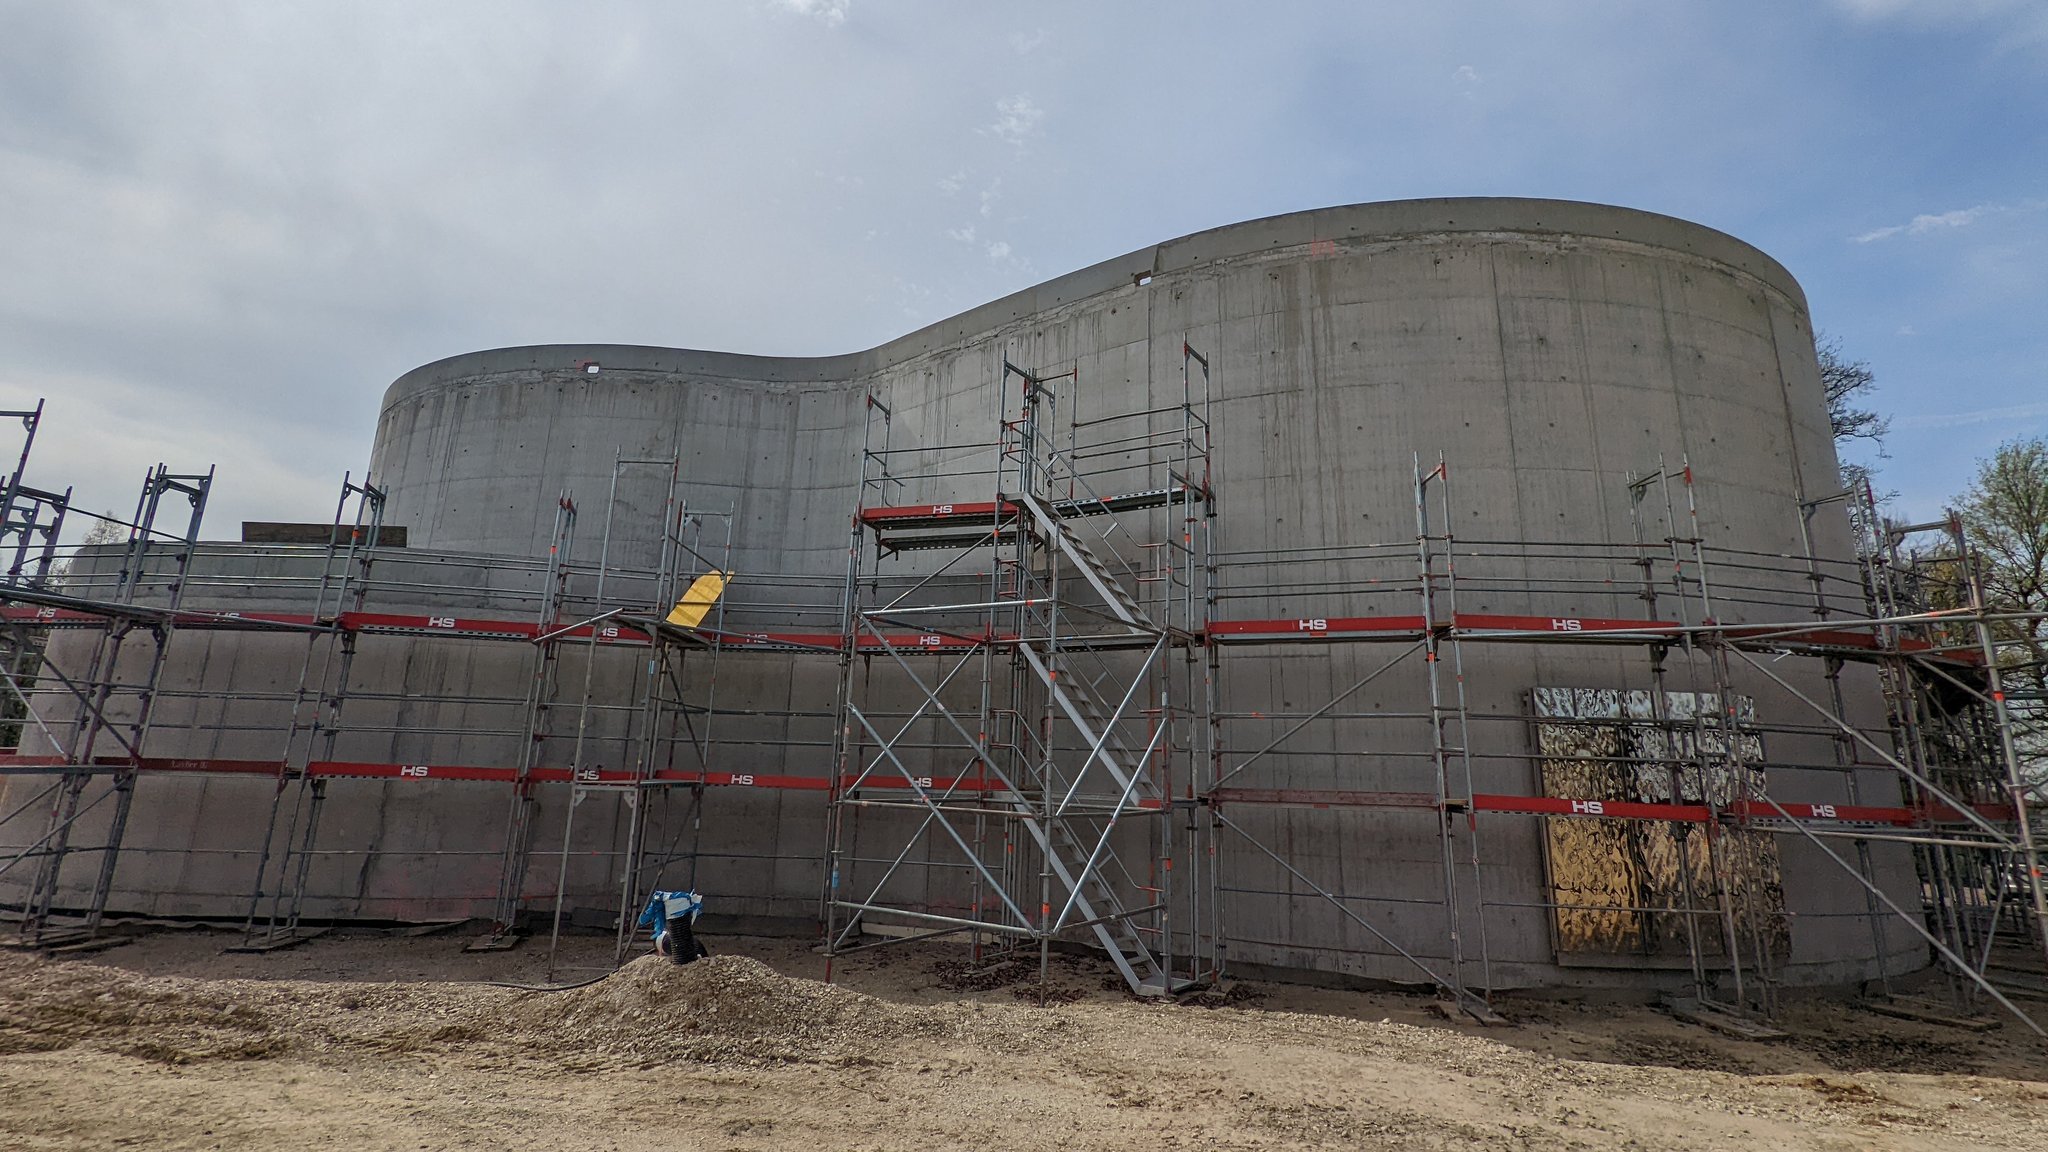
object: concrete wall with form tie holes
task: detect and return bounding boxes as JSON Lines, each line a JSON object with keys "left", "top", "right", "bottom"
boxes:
{"left": 0, "top": 199, "right": 1925, "bottom": 991}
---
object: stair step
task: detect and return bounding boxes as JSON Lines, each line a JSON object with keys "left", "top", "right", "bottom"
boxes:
{"left": 1017, "top": 643, "right": 1157, "bottom": 805}
{"left": 1018, "top": 491, "right": 1154, "bottom": 630}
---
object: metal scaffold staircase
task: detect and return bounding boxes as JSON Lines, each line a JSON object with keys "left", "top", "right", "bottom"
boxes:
{"left": 824, "top": 348, "right": 1214, "bottom": 997}
{"left": 1014, "top": 637, "right": 1171, "bottom": 990}
{"left": 1015, "top": 490, "right": 1153, "bottom": 635}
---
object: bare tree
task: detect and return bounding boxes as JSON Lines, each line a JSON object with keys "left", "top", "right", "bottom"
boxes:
{"left": 51, "top": 512, "right": 125, "bottom": 588}
{"left": 0, "top": 513, "right": 127, "bottom": 747}
{"left": 79, "top": 515, "right": 126, "bottom": 548}
{"left": 1818, "top": 335, "right": 1891, "bottom": 449}
{"left": 1817, "top": 334, "right": 1893, "bottom": 542}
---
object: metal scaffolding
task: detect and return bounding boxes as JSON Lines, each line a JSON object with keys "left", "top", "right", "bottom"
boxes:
{"left": 822, "top": 345, "right": 1215, "bottom": 997}
{"left": 1201, "top": 453, "right": 2046, "bottom": 1029}
{"left": 0, "top": 378, "right": 2041, "bottom": 1031}
{"left": 239, "top": 476, "right": 386, "bottom": 950}
{"left": 0, "top": 405, "right": 214, "bottom": 949}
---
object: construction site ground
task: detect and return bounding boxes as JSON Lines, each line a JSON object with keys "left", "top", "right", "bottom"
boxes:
{"left": 2, "top": 926, "right": 2045, "bottom": 1150}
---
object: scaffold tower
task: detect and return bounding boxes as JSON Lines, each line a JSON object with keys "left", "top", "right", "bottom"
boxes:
{"left": 823, "top": 347, "right": 1215, "bottom": 996}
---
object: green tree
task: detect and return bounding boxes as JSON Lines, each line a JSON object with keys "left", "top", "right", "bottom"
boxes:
{"left": 1954, "top": 437, "right": 2048, "bottom": 789}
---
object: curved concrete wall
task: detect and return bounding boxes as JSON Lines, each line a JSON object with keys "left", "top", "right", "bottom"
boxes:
{"left": 372, "top": 197, "right": 1844, "bottom": 573}
{"left": 4, "top": 199, "right": 1922, "bottom": 989}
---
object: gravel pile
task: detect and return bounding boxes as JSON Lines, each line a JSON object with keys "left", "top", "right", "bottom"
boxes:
{"left": 0, "top": 953, "right": 285, "bottom": 1063}
{"left": 498, "top": 955, "right": 944, "bottom": 1066}
{"left": 0, "top": 951, "right": 968, "bottom": 1070}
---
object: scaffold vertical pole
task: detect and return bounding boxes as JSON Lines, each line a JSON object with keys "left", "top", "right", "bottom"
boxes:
{"left": 1415, "top": 453, "right": 1469, "bottom": 996}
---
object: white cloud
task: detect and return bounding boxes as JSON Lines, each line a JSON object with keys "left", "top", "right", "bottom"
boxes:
{"left": 985, "top": 240, "right": 1011, "bottom": 261}
{"left": 985, "top": 95, "right": 1044, "bottom": 147}
{"left": 893, "top": 277, "right": 934, "bottom": 324}
{"left": 1852, "top": 204, "right": 1999, "bottom": 242}
{"left": 0, "top": 3, "right": 2038, "bottom": 537}
{"left": 1895, "top": 399, "right": 2048, "bottom": 429}
{"left": 1836, "top": 0, "right": 2015, "bottom": 17}
{"left": 1452, "top": 64, "right": 1483, "bottom": 102}
{"left": 762, "top": 0, "right": 850, "bottom": 26}
{"left": 1829, "top": 0, "right": 2048, "bottom": 48}
{"left": 1, "top": 368, "right": 341, "bottom": 546}
{"left": 1010, "top": 29, "right": 1047, "bottom": 55}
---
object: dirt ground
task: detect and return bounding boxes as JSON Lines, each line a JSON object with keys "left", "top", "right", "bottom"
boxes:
{"left": 2, "top": 926, "right": 2045, "bottom": 1150}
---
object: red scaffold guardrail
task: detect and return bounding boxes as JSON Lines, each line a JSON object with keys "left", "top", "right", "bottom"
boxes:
{"left": 1, "top": 604, "right": 1955, "bottom": 658}
{"left": 1205, "top": 786, "right": 2012, "bottom": 827}
{"left": 0, "top": 606, "right": 998, "bottom": 652}
{"left": 857, "top": 500, "right": 1017, "bottom": 526}
{"left": 0, "top": 755, "right": 2014, "bottom": 828}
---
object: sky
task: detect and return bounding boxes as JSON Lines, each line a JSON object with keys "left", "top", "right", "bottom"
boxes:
{"left": 0, "top": 0, "right": 2043, "bottom": 535}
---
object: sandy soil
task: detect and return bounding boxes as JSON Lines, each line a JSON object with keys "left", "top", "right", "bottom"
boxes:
{"left": 1, "top": 926, "right": 2044, "bottom": 1150}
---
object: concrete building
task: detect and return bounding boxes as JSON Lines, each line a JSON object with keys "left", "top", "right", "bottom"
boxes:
{"left": 1, "top": 198, "right": 1927, "bottom": 996}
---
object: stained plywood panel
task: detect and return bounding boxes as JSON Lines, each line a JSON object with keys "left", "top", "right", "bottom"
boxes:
{"left": 1533, "top": 687, "right": 1790, "bottom": 967}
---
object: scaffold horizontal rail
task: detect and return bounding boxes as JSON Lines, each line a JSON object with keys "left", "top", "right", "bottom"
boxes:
{"left": 1206, "top": 611, "right": 1960, "bottom": 659}
{"left": 1205, "top": 786, "right": 2016, "bottom": 827}
{"left": 0, "top": 604, "right": 990, "bottom": 652}
{"left": 5, "top": 603, "right": 1968, "bottom": 662}
{"left": 0, "top": 754, "right": 1162, "bottom": 802}
{"left": 1, "top": 752, "right": 2015, "bottom": 830}
{"left": 856, "top": 483, "right": 1207, "bottom": 533}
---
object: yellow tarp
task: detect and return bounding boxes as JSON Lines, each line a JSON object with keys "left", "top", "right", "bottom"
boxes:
{"left": 665, "top": 571, "right": 729, "bottom": 629}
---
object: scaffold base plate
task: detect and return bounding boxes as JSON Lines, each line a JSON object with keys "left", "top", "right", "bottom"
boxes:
{"left": 1137, "top": 976, "right": 1205, "bottom": 998}
{"left": 1458, "top": 998, "right": 1511, "bottom": 1027}
{"left": 223, "top": 926, "right": 332, "bottom": 954}
{"left": 1863, "top": 997, "right": 2000, "bottom": 1032}
{"left": 1661, "top": 995, "right": 1787, "bottom": 1040}
{"left": 40, "top": 936, "right": 133, "bottom": 958}
{"left": 1, "top": 929, "right": 129, "bottom": 957}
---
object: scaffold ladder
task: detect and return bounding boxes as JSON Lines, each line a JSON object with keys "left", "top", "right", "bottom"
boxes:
{"left": 476, "top": 493, "right": 578, "bottom": 948}
{"left": 21, "top": 462, "right": 212, "bottom": 947}
{"left": 238, "top": 476, "right": 383, "bottom": 951}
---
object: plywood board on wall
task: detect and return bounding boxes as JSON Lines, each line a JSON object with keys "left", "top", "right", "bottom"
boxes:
{"left": 1532, "top": 687, "right": 1790, "bottom": 968}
